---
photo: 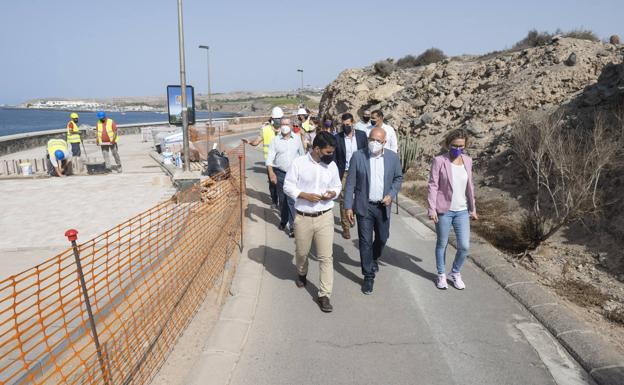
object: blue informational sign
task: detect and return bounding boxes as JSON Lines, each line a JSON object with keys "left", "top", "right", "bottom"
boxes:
{"left": 167, "top": 85, "right": 196, "bottom": 125}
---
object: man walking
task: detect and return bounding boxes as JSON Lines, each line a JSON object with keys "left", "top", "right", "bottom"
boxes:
{"left": 284, "top": 132, "right": 342, "bottom": 312}
{"left": 334, "top": 113, "right": 367, "bottom": 239}
{"left": 96, "top": 111, "right": 122, "bottom": 172}
{"left": 66, "top": 112, "right": 82, "bottom": 157}
{"left": 242, "top": 106, "right": 283, "bottom": 208}
{"left": 344, "top": 127, "right": 403, "bottom": 294}
{"left": 266, "top": 118, "right": 304, "bottom": 237}
{"left": 368, "top": 110, "right": 398, "bottom": 152}
{"left": 355, "top": 109, "right": 372, "bottom": 135}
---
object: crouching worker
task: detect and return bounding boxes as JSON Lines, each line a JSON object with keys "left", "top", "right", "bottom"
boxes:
{"left": 46, "top": 138, "right": 73, "bottom": 177}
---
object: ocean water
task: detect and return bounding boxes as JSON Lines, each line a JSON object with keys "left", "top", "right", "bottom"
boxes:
{"left": 0, "top": 108, "right": 236, "bottom": 137}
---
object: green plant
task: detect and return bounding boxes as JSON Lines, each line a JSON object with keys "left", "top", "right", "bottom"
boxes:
{"left": 397, "top": 48, "right": 447, "bottom": 68}
{"left": 398, "top": 132, "right": 419, "bottom": 174}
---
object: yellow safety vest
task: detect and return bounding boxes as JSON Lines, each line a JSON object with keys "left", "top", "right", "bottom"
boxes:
{"left": 97, "top": 119, "right": 118, "bottom": 144}
{"left": 66, "top": 121, "right": 81, "bottom": 143}
{"left": 302, "top": 118, "right": 312, "bottom": 132}
{"left": 261, "top": 124, "right": 276, "bottom": 159}
{"left": 47, "top": 139, "right": 68, "bottom": 159}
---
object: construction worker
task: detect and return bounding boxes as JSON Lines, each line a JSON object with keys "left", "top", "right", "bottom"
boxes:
{"left": 66, "top": 112, "right": 82, "bottom": 157}
{"left": 242, "top": 106, "right": 284, "bottom": 207}
{"left": 297, "top": 107, "right": 312, "bottom": 133}
{"left": 96, "top": 111, "right": 122, "bottom": 172}
{"left": 46, "top": 138, "right": 72, "bottom": 177}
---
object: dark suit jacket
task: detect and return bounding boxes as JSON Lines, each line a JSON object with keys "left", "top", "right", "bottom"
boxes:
{"left": 334, "top": 130, "right": 368, "bottom": 180}
{"left": 344, "top": 148, "right": 403, "bottom": 218}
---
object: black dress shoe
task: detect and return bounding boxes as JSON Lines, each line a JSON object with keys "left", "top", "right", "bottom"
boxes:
{"left": 362, "top": 279, "right": 374, "bottom": 295}
{"left": 296, "top": 275, "right": 307, "bottom": 288}
{"left": 317, "top": 296, "right": 333, "bottom": 312}
{"left": 278, "top": 223, "right": 286, "bottom": 230}
{"left": 288, "top": 229, "right": 295, "bottom": 238}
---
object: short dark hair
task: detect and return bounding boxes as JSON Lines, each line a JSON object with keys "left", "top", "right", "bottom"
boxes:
{"left": 313, "top": 131, "right": 336, "bottom": 149}
{"left": 444, "top": 128, "right": 470, "bottom": 147}
{"left": 341, "top": 113, "right": 354, "bottom": 121}
{"left": 371, "top": 110, "right": 383, "bottom": 118}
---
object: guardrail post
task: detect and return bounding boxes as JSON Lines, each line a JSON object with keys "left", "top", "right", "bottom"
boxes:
{"left": 65, "top": 229, "right": 111, "bottom": 385}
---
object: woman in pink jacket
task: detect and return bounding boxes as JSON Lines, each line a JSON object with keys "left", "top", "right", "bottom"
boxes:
{"left": 427, "top": 129, "right": 478, "bottom": 290}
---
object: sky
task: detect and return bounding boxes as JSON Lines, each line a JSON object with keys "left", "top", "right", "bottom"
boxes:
{"left": 0, "top": 0, "right": 623, "bottom": 105}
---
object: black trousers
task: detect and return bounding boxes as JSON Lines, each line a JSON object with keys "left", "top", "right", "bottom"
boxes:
{"left": 266, "top": 168, "right": 278, "bottom": 205}
{"left": 356, "top": 202, "right": 390, "bottom": 280}
{"left": 274, "top": 169, "right": 295, "bottom": 229}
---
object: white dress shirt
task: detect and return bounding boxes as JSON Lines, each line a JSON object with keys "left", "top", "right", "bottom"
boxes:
{"left": 450, "top": 163, "right": 468, "bottom": 211}
{"left": 284, "top": 153, "right": 343, "bottom": 213}
{"left": 367, "top": 123, "right": 398, "bottom": 153}
{"left": 368, "top": 153, "right": 385, "bottom": 202}
{"left": 344, "top": 134, "right": 357, "bottom": 171}
{"left": 355, "top": 121, "right": 370, "bottom": 135}
{"left": 266, "top": 134, "right": 304, "bottom": 172}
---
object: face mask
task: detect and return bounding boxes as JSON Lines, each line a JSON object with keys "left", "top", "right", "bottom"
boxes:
{"left": 362, "top": 117, "right": 370, "bottom": 123}
{"left": 369, "top": 119, "right": 377, "bottom": 126}
{"left": 320, "top": 153, "right": 334, "bottom": 165}
{"left": 293, "top": 126, "right": 301, "bottom": 134}
{"left": 450, "top": 147, "right": 463, "bottom": 158}
{"left": 281, "top": 125, "right": 291, "bottom": 135}
{"left": 343, "top": 125, "right": 353, "bottom": 135}
{"left": 324, "top": 121, "right": 332, "bottom": 128}
{"left": 368, "top": 141, "right": 383, "bottom": 155}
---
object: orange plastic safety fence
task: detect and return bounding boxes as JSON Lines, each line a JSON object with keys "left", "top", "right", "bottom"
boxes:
{"left": 0, "top": 145, "right": 246, "bottom": 385}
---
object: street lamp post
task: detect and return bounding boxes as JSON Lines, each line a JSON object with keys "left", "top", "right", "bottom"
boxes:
{"left": 297, "top": 69, "right": 304, "bottom": 105}
{"left": 177, "top": 0, "right": 190, "bottom": 171}
{"left": 199, "top": 44, "right": 217, "bottom": 155}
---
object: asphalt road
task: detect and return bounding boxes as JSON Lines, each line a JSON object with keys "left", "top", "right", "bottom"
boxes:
{"left": 225, "top": 138, "right": 592, "bottom": 385}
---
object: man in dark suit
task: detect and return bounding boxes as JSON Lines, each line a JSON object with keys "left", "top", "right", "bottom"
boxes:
{"left": 344, "top": 127, "right": 403, "bottom": 294}
{"left": 334, "top": 113, "right": 368, "bottom": 239}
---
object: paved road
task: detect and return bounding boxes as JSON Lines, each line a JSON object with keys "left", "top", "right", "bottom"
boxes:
{"left": 223, "top": 143, "right": 592, "bottom": 385}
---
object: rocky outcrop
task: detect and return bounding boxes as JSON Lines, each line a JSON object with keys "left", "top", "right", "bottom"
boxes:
{"left": 320, "top": 37, "right": 624, "bottom": 161}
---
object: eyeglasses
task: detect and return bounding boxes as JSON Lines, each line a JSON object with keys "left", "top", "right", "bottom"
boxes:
{"left": 450, "top": 145, "right": 465, "bottom": 149}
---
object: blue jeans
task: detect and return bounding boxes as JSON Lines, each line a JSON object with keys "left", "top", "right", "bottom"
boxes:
{"left": 435, "top": 210, "right": 470, "bottom": 275}
{"left": 356, "top": 202, "right": 390, "bottom": 280}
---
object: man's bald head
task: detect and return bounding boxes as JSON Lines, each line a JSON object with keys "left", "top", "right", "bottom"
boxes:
{"left": 369, "top": 127, "right": 386, "bottom": 142}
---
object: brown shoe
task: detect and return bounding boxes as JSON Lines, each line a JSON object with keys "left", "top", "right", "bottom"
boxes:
{"left": 295, "top": 275, "right": 307, "bottom": 288}
{"left": 342, "top": 229, "right": 351, "bottom": 239}
{"left": 317, "top": 296, "right": 333, "bottom": 312}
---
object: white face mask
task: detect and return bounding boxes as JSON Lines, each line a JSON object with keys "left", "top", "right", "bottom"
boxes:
{"left": 368, "top": 141, "right": 383, "bottom": 155}
{"left": 281, "top": 125, "right": 291, "bottom": 135}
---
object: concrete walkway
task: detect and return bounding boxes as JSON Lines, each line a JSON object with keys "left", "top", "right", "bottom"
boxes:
{"left": 0, "top": 134, "right": 174, "bottom": 277}
{"left": 185, "top": 146, "right": 595, "bottom": 385}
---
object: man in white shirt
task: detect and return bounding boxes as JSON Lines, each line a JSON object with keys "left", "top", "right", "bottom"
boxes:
{"left": 266, "top": 118, "right": 304, "bottom": 237}
{"left": 344, "top": 127, "right": 403, "bottom": 295}
{"left": 354, "top": 110, "right": 372, "bottom": 134}
{"left": 368, "top": 110, "right": 398, "bottom": 153}
{"left": 284, "top": 131, "right": 342, "bottom": 313}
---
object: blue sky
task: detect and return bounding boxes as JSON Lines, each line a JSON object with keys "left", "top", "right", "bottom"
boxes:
{"left": 0, "top": 0, "right": 622, "bottom": 104}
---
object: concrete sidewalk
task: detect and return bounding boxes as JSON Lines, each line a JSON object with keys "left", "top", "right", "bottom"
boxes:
{"left": 0, "top": 134, "right": 174, "bottom": 277}
{"left": 184, "top": 147, "right": 594, "bottom": 385}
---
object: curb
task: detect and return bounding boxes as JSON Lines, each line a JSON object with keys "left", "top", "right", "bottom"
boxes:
{"left": 396, "top": 192, "right": 624, "bottom": 385}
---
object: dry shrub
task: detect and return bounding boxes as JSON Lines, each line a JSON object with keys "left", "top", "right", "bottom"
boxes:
{"left": 604, "top": 308, "right": 624, "bottom": 325}
{"left": 472, "top": 198, "right": 532, "bottom": 253}
{"left": 397, "top": 48, "right": 447, "bottom": 68}
{"left": 374, "top": 60, "right": 396, "bottom": 77}
{"left": 553, "top": 279, "right": 610, "bottom": 308}
{"left": 563, "top": 29, "right": 600, "bottom": 42}
{"left": 511, "top": 110, "right": 620, "bottom": 249}
{"left": 513, "top": 30, "right": 554, "bottom": 50}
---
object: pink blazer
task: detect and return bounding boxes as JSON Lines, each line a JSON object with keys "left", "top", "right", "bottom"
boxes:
{"left": 427, "top": 153, "right": 476, "bottom": 216}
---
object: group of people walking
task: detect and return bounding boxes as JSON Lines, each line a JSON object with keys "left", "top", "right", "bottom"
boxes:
{"left": 46, "top": 111, "right": 123, "bottom": 177}
{"left": 244, "top": 107, "right": 477, "bottom": 312}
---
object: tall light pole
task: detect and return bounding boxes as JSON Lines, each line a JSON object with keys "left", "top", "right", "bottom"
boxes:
{"left": 199, "top": 45, "right": 218, "bottom": 149}
{"left": 297, "top": 69, "right": 304, "bottom": 105}
{"left": 177, "top": 0, "right": 190, "bottom": 171}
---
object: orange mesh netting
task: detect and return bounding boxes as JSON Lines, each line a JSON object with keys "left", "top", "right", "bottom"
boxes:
{"left": 0, "top": 145, "right": 246, "bottom": 385}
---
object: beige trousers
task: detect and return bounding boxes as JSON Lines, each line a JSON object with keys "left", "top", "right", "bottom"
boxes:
{"left": 294, "top": 210, "right": 334, "bottom": 298}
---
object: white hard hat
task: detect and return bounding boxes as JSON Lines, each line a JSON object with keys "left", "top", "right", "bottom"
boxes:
{"left": 271, "top": 106, "right": 284, "bottom": 119}
{"left": 297, "top": 108, "right": 307, "bottom": 116}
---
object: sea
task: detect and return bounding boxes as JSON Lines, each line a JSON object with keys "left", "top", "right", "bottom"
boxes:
{"left": 0, "top": 107, "right": 237, "bottom": 137}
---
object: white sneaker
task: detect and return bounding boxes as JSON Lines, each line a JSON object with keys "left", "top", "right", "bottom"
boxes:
{"left": 449, "top": 272, "right": 466, "bottom": 290}
{"left": 436, "top": 274, "right": 448, "bottom": 290}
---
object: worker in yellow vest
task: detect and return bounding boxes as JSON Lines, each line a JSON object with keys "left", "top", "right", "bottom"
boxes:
{"left": 46, "top": 138, "right": 72, "bottom": 177}
{"left": 96, "top": 111, "right": 122, "bottom": 172}
{"left": 242, "top": 106, "right": 283, "bottom": 207}
{"left": 66, "top": 112, "right": 82, "bottom": 156}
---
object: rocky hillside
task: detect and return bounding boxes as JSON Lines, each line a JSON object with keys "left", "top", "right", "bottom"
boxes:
{"left": 320, "top": 37, "right": 624, "bottom": 163}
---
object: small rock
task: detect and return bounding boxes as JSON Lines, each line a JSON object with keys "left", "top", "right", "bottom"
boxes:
{"left": 450, "top": 99, "right": 464, "bottom": 109}
{"left": 610, "top": 35, "right": 621, "bottom": 45}
{"left": 565, "top": 52, "right": 577, "bottom": 66}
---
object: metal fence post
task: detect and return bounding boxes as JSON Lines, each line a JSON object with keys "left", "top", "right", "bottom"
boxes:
{"left": 65, "top": 229, "right": 111, "bottom": 385}
{"left": 238, "top": 154, "right": 244, "bottom": 251}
